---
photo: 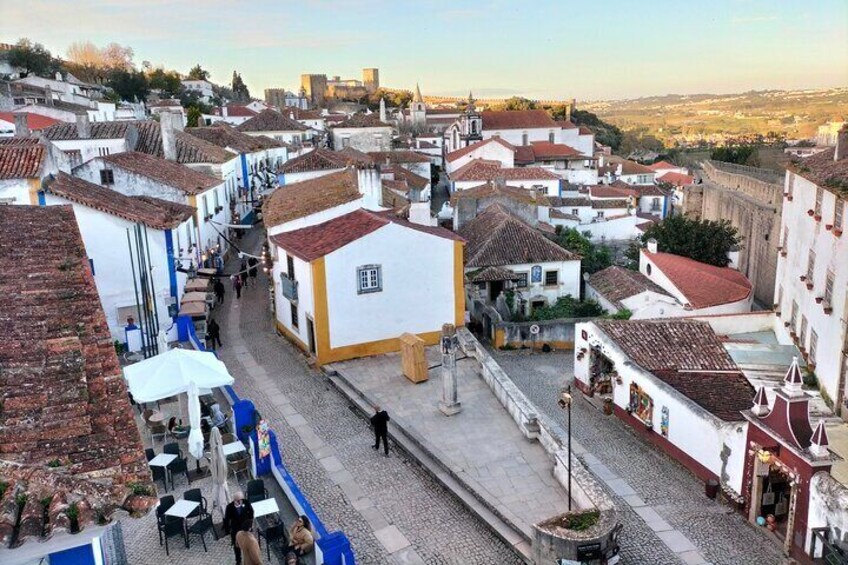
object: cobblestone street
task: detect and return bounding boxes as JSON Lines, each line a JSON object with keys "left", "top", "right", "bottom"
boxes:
{"left": 211, "top": 227, "right": 521, "bottom": 564}
{"left": 490, "top": 348, "right": 787, "bottom": 565}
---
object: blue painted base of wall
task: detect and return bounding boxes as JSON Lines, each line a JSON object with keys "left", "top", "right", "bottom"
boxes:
{"left": 50, "top": 542, "right": 95, "bottom": 565}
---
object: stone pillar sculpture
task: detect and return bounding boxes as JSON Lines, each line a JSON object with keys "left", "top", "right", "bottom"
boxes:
{"left": 439, "top": 323, "right": 462, "bottom": 416}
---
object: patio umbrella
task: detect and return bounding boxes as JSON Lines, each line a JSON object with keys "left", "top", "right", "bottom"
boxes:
{"left": 209, "top": 426, "right": 231, "bottom": 519}
{"left": 123, "top": 348, "right": 234, "bottom": 403}
{"left": 156, "top": 329, "right": 169, "bottom": 355}
{"left": 187, "top": 381, "right": 204, "bottom": 459}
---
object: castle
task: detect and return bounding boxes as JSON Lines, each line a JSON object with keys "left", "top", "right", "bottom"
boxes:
{"left": 300, "top": 68, "right": 379, "bottom": 107}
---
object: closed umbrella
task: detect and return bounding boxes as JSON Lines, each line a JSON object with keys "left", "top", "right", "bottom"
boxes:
{"left": 156, "top": 329, "right": 169, "bottom": 355}
{"left": 123, "top": 348, "right": 234, "bottom": 403}
{"left": 187, "top": 381, "right": 204, "bottom": 459}
{"left": 209, "top": 426, "right": 231, "bottom": 519}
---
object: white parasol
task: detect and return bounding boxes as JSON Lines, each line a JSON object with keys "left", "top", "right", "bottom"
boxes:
{"left": 123, "top": 348, "right": 234, "bottom": 403}
{"left": 187, "top": 381, "right": 204, "bottom": 459}
{"left": 209, "top": 426, "right": 231, "bottom": 518}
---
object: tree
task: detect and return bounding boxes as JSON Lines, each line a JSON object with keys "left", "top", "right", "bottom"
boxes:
{"left": 544, "top": 103, "right": 571, "bottom": 121}
{"left": 179, "top": 90, "right": 213, "bottom": 114}
{"left": 187, "top": 64, "right": 209, "bottom": 80}
{"left": 710, "top": 145, "right": 760, "bottom": 167}
{"left": 6, "top": 39, "right": 55, "bottom": 77}
{"left": 529, "top": 295, "right": 606, "bottom": 321}
{"left": 186, "top": 106, "right": 202, "bottom": 128}
{"left": 101, "top": 42, "right": 134, "bottom": 70}
{"left": 501, "top": 97, "right": 537, "bottom": 111}
{"left": 231, "top": 71, "right": 250, "bottom": 102}
{"left": 105, "top": 69, "right": 149, "bottom": 102}
{"left": 66, "top": 41, "right": 135, "bottom": 84}
{"left": 147, "top": 68, "right": 182, "bottom": 96}
{"left": 632, "top": 215, "right": 742, "bottom": 267}
{"left": 363, "top": 88, "right": 412, "bottom": 110}
{"left": 619, "top": 129, "right": 665, "bottom": 157}
{"left": 555, "top": 227, "right": 613, "bottom": 274}
{"left": 571, "top": 109, "right": 623, "bottom": 151}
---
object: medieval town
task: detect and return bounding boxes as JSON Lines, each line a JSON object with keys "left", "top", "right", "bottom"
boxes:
{"left": 1, "top": 3, "right": 847, "bottom": 565}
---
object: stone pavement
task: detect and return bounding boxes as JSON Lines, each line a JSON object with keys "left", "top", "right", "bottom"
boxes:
{"left": 210, "top": 226, "right": 522, "bottom": 564}
{"left": 491, "top": 348, "right": 787, "bottom": 565}
{"left": 330, "top": 348, "right": 572, "bottom": 541}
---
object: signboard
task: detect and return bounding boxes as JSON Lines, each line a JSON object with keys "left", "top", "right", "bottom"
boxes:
{"left": 257, "top": 419, "right": 270, "bottom": 459}
{"left": 576, "top": 543, "right": 602, "bottom": 560}
{"left": 529, "top": 324, "right": 540, "bottom": 335}
{"left": 531, "top": 265, "right": 542, "bottom": 283}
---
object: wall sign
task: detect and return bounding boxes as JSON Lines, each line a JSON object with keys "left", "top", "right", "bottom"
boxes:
{"left": 661, "top": 406, "right": 669, "bottom": 437}
{"left": 531, "top": 265, "right": 542, "bottom": 283}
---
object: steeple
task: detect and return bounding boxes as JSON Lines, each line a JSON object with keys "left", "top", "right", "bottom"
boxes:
{"left": 751, "top": 386, "right": 770, "bottom": 417}
{"left": 809, "top": 419, "right": 830, "bottom": 459}
{"left": 414, "top": 83, "right": 423, "bottom": 103}
{"left": 466, "top": 91, "right": 476, "bottom": 113}
{"left": 783, "top": 356, "right": 804, "bottom": 397}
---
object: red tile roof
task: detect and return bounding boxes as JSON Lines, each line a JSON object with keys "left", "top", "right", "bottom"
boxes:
{"left": 513, "top": 145, "right": 535, "bottom": 165}
{"left": 270, "top": 208, "right": 461, "bottom": 261}
{"left": 0, "top": 205, "right": 155, "bottom": 547}
{"left": 557, "top": 120, "right": 578, "bottom": 129}
{"left": 786, "top": 147, "right": 848, "bottom": 196}
{"left": 652, "top": 370, "right": 754, "bottom": 421}
{"left": 237, "top": 108, "right": 308, "bottom": 132}
{"left": 0, "top": 112, "right": 60, "bottom": 131}
{"left": 333, "top": 112, "right": 391, "bottom": 128}
{"left": 451, "top": 159, "right": 560, "bottom": 182}
{"left": 600, "top": 157, "right": 655, "bottom": 176}
{"left": 450, "top": 180, "right": 544, "bottom": 206}
{"left": 595, "top": 319, "right": 738, "bottom": 372}
{"left": 100, "top": 151, "right": 221, "bottom": 195}
{"left": 383, "top": 164, "right": 429, "bottom": 190}
{"left": 656, "top": 171, "right": 694, "bottom": 186}
{"left": 46, "top": 172, "right": 195, "bottom": 230}
{"left": 280, "top": 147, "right": 370, "bottom": 174}
{"left": 216, "top": 104, "right": 258, "bottom": 117}
{"left": 0, "top": 144, "right": 46, "bottom": 179}
{"left": 587, "top": 265, "right": 670, "bottom": 306}
{"left": 590, "top": 184, "right": 637, "bottom": 198}
{"left": 578, "top": 126, "right": 593, "bottom": 135}
{"left": 263, "top": 168, "right": 361, "bottom": 227}
{"left": 528, "top": 141, "right": 584, "bottom": 159}
{"left": 186, "top": 123, "right": 288, "bottom": 152}
{"left": 459, "top": 204, "right": 579, "bottom": 268}
{"left": 481, "top": 109, "right": 557, "bottom": 130}
{"left": 643, "top": 250, "right": 752, "bottom": 309}
{"left": 368, "top": 150, "right": 430, "bottom": 164}
{"left": 648, "top": 160, "right": 678, "bottom": 171}
{"left": 444, "top": 137, "right": 514, "bottom": 163}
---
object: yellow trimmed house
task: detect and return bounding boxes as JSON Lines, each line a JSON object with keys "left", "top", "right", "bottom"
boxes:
{"left": 269, "top": 208, "right": 465, "bottom": 365}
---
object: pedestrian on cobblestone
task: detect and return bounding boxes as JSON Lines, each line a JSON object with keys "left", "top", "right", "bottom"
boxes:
{"left": 207, "top": 318, "right": 222, "bottom": 350}
{"left": 223, "top": 492, "right": 254, "bottom": 565}
{"left": 236, "top": 526, "right": 262, "bottom": 565}
{"left": 248, "top": 257, "right": 259, "bottom": 286}
{"left": 240, "top": 260, "right": 249, "bottom": 289}
{"left": 214, "top": 278, "right": 226, "bottom": 304}
{"left": 370, "top": 405, "right": 390, "bottom": 456}
{"left": 233, "top": 274, "right": 243, "bottom": 299}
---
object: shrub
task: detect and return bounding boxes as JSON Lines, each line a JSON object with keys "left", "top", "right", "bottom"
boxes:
{"left": 529, "top": 295, "right": 606, "bottom": 321}
{"left": 802, "top": 372, "right": 818, "bottom": 389}
{"left": 564, "top": 509, "right": 600, "bottom": 531}
{"left": 128, "top": 482, "right": 152, "bottom": 496}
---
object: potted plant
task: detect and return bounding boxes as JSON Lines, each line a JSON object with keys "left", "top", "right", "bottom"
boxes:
{"left": 815, "top": 297, "right": 824, "bottom": 304}
{"left": 807, "top": 209, "right": 815, "bottom": 216}
{"left": 603, "top": 397, "right": 614, "bottom": 415}
{"left": 67, "top": 502, "right": 80, "bottom": 534}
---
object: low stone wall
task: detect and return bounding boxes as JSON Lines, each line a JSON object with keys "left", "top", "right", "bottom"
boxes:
{"left": 808, "top": 472, "right": 848, "bottom": 555}
{"left": 457, "top": 328, "right": 620, "bottom": 563}
{"left": 468, "top": 299, "right": 589, "bottom": 351}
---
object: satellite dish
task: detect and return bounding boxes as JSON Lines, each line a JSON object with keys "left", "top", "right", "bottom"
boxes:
{"left": 530, "top": 324, "right": 540, "bottom": 335}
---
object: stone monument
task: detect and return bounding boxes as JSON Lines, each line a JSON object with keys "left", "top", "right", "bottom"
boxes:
{"left": 438, "top": 323, "right": 462, "bottom": 416}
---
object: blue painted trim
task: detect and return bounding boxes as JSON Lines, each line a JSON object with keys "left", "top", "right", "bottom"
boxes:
{"left": 164, "top": 230, "right": 178, "bottom": 304}
{"left": 49, "top": 542, "right": 96, "bottom": 565}
{"left": 37, "top": 190, "right": 46, "bottom": 206}
{"left": 240, "top": 153, "right": 250, "bottom": 191}
{"left": 241, "top": 209, "right": 255, "bottom": 225}
{"left": 662, "top": 195, "right": 669, "bottom": 219}
{"left": 278, "top": 173, "right": 285, "bottom": 186}
{"left": 88, "top": 258, "right": 95, "bottom": 276}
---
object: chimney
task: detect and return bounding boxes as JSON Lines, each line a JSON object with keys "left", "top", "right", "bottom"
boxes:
{"left": 379, "top": 98, "right": 386, "bottom": 123}
{"left": 13, "top": 114, "right": 30, "bottom": 138}
{"left": 356, "top": 164, "right": 382, "bottom": 210}
{"left": 647, "top": 238, "right": 658, "bottom": 254}
{"left": 222, "top": 105, "right": 228, "bottom": 118}
{"left": 45, "top": 85, "right": 53, "bottom": 106}
{"left": 160, "top": 110, "right": 182, "bottom": 162}
{"left": 75, "top": 113, "right": 90, "bottom": 139}
{"left": 835, "top": 125, "right": 848, "bottom": 162}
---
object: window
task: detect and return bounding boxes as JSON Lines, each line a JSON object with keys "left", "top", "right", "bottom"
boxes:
{"left": 342, "top": 136, "right": 350, "bottom": 148}
{"left": 515, "top": 272, "right": 528, "bottom": 288}
{"left": 786, "top": 172, "right": 795, "bottom": 197}
{"left": 646, "top": 263, "right": 652, "bottom": 276}
{"left": 213, "top": 189, "right": 219, "bottom": 212}
{"left": 782, "top": 226, "right": 789, "bottom": 249}
{"left": 815, "top": 187, "right": 823, "bottom": 216}
{"left": 809, "top": 330, "right": 818, "bottom": 365}
{"left": 777, "top": 285, "right": 783, "bottom": 311}
{"left": 548, "top": 131, "right": 555, "bottom": 143}
{"left": 99, "top": 169, "right": 114, "bottom": 185}
{"left": 544, "top": 270, "right": 559, "bottom": 286}
{"left": 825, "top": 271, "right": 835, "bottom": 304}
{"left": 286, "top": 255, "right": 295, "bottom": 279}
{"left": 522, "top": 132, "right": 528, "bottom": 146}
{"left": 596, "top": 210, "right": 605, "bottom": 219}
{"left": 572, "top": 208, "right": 579, "bottom": 215}
{"left": 290, "top": 302, "right": 299, "bottom": 329}
{"left": 203, "top": 195, "right": 210, "bottom": 221}
{"left": 98, "top": 146, "right": 110, "bottom": 157}
{"left": 807, "top": 250, "right": 816, "bottom": 281}
{"left": 357, "top": 265, "right": 382, "bottom": 294}
{"left": 800, "top": 315, "right": 808, "bottom": 347}
{"left": 835, "top": 199, "right": 844, "bottom": 230}
{"left": 791, "top": 300, "right": 798, "bottom": 329}
{"left": 650, "top": 198, "right": 661, "bottom": 212}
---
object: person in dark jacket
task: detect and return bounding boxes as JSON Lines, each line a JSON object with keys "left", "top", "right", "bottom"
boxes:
{"left": 214, "top": 279, "right": 226, "bottom": 304}
{"left": 247, "top": 257, "right": 259, "bottom": 286}
{"left": 206, "top": 318, "right": 222, "bottom": 350}
{"left": 239, "top": 260, "right": 249, "bottom": 288}
{"left": 370, "top": 406, "right": 390, "bottom": 456}
{"left": 223, "top": 492, "right": 254, "bottom": 565}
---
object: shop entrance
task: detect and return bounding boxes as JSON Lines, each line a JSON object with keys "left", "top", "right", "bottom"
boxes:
{"left": 757, "top": 468, "right": 792, "bottom": 538}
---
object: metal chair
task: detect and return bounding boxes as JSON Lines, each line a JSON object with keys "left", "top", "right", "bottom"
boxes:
{"left": 183, "top": 488, "right": 208, "bottom": 522}
{"left": 228, "top": 454, "right": 250, "bottom": 483}
{"left": 148, "top": 421, "right": 167, "bottom": 445}
{"left": 157, "top": 510, "right": 186, "bottom": 555}
{"left": 246, "top": 479, "right": 268, "bottom": 504}
{"left": 221, "top": 433, "right": 237, "bottom": 445}
{"left": 145, "top": 448, "right": 155, "bottom": 461}
{"left": 163, "top": 443, "right": 182, "bottom": 458}
{"left": 187, "top": 515, "right": 217, "bottom": 552}
{"left": 169, "top": 457, "right": 191, "bottom": 489}
{"left": 257, "top": 523, "right": 288, "bottom": 561}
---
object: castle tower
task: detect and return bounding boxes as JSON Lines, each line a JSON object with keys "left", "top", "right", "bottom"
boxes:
{"left": 411, "top": 83, "right": 427, "bottom": 131}
{"left": 363, "top": 68, "right": 380, "bottom": 94}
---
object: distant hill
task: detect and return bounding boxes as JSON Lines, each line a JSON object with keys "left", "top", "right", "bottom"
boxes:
{"left": 581, "top": 88, "right": 848, "bottom": 146}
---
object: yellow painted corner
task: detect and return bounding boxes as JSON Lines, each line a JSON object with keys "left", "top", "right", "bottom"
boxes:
{"left": 275, "top": 320, "right": 309, "bottom": 353}
{"left": 27, "top": 178, "right": 40, "bottom": 206}
{"left": 454, "top": 240, "right": 466, "bottom": 327}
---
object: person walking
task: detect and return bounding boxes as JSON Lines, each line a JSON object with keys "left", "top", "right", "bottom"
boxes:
{"left": 239, "top": 260, "right": 249, "bottom": 289}
{"left": 235, "top": 525, "right": 263, "bottom": 565}
{"left": 206, "top": 318, "right": 222, "bottom": 350}
{"left": 223, "top": 492, "right": 254, "bottom": 565}
{"left": 233, "top": 274, "right": 243, "bottom": 300}
{"left": 248, "top": 256, "right": 259, "bottom": 287}
{"left": 370, "top": 405, "right": 390, "bottom": 456}
{"left": 214, "top": 278, "right": 226, "bottom": 304}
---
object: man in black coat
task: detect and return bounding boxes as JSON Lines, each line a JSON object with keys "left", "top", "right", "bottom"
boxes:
{"left": 370, "top": 406, "right": 390, "bottom": 456}
{"left": 223, "top": 491, "right": 254, "bottom": 565}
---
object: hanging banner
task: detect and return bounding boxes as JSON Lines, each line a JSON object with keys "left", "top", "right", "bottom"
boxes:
{"left": 257, "top": 419, "right": 271, "bottom": 459}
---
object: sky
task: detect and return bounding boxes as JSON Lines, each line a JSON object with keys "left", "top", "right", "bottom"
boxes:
{"left": 3, "top": 0, "right": 847, "bottom": 101}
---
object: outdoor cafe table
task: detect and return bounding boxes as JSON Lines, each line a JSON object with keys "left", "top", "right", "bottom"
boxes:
{"left": 165, "top": 499, "right": 200, "bottom": 543}
{"left": 148, "top": 411, "right": 166, "bottom": 424}
{"left": 222, "top": 441, "right": 246, "bottom": 457}
{"left": 252, "top": 498, "right": 279, "bottom": 519}
{"left": 185, "top": 278, "right": 211, "bottom": 292}
{"left": 178, "top": 301, "right": 207, "bottom": 318}
{"left": 181, "top": 291, "right": 210, "bottom": 304}
{"left": 196, "top": 268, "right": 217, "bottom": 277}
{"left": 149, "top": 453, "right": 177, "bottom": 468}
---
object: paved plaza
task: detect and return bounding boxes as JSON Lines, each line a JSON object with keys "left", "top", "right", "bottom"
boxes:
{"left": 491, "top": 348, "right": 788, "bottom": 565}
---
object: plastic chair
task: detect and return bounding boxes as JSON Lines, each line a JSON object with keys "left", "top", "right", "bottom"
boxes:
{"left": 228, "top": 454, "right": 250, "bottom": 483}
{"left": 163, "top": 442, "right": 182, "bottom": 458}
{"left": 148, "top": 421, "right": 167, "bottom": 445}
{"left": 157, "top": 511, "right": 186, "bottom": 555}
{"left": 187, "top": 515, "right": 217, "bottom": 551}
{"left": 257, "top": 523, "right": 288, "bottom": 561}
{"left": 169, "top": 458, "right": 191, "bottom": 489}
{"left": 183, "top": 488, "right": 208, "bottom": 521}
{"left": 246, "top": 479, "right": 268, "bottom": 504}
{"left": 145, "top": 448, "right": 155, "bottom": 461}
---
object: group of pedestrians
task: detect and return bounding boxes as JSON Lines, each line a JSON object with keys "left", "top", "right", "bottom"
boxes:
{"left": 206, "top": 256, "right": 260, "bottom": 351}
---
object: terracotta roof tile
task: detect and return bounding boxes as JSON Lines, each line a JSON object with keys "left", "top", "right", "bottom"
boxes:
{"left": 652, "top": 370, "right": 754, "bottom": 421}
{"left": 481, "top": 109, "right": 556, "bottom": 130}
{"left": 590, "top": 184, "right": 637, "bottom": 198}
{"left": 270, "top": 208, "right": 461, "bottom": 261}
{"left": 236, "top": 108, "right": 308, "bottom": 132}
{"left": 0, "top": 112, "right": 60, "bottom": 131}
{"left": 100, "top": 151, "right": 221, "bottom": 195}
{"left": 46, "top": 172, "right": 194, "bottom": 230}
{"left": 459, "top": 204, "right": 579, "bottom": 268}
{"left": 280, "top": 148, "right": 370, "bottom": 174}
{"left": 263, "top": 168, "right": 361, "bottom": 227}
{"left": 787, "top": 147, "right": 848, "bottom": 196}
{"left": 333, "top": 113, "right": 391, "bottom": 128}
{"left": 0, "top": 206, "right": 155, "bottom": 547}
{"left": 528, "top": 141, "right": 585, "bottom": 160}
{"left": 644, "top": 250, "right": 752, "bottom": 309}
{"left": 368, "top": 150, "right": 430, "bottom": 164}
{"left": 595, "top": 319, "right": 738, "bottom": 372}
{"left": 587, "top": 266, "right": 670, "bottom": 306}
{"left": 0, "top": 138, "right": 41, "bottom": 147}
{"left": 451, "top": 159, "right": 560, "bottom": 182}
{"left": 656, "top": 171, "right": 694, "bottom": 186}
{"left": 186, "top": 123, "right": 287, "bottom": 152}
{"left": 215, "top": 104, "right": 257, "bottom": 117}
{"left": 648, "top": 160, "right": 678, "bottom": 171}
{"left": 592, "top": 199, "right": 629, "bottom": 209}
{"left": 383, "top": 164, "right": 429, "bottom": 190}
{"left": 450, "top": 181, "right": 546, "bottom": 206}
{"left": 0, "top": 144, "right": 45, "bottom": 179}
{"left": 444, "top": 137, "right": 514, "bottom": 163}
{"left": 467, "top": 266, "right": 520, "bottom": 283}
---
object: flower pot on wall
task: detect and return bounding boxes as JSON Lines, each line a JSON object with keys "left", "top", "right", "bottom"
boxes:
{"left": 603, "top": 398, "right": 613, "bottom": 415}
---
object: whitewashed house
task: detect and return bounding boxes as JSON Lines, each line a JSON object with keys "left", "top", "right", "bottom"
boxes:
{"left": 776, "top": 129, "right": 848, "bottom": 414}
{"left": 450, "top": 159, "right": 561, "bottom": 196}
{"left": 599, "top": 156, "right": 656, "bottom": 186}
{"left": 331, "top": 113, "right": 392, "bottom": 152}
{"left": 41, "top": 172, "right": 195, "bottom": 340}
{"left": 0, "top": 138, "right": 61, "bottom": 205}
{"left": 445, "top": 137, "right": 516, "bottom": 175}
{"left": 181, "top": 79, "right": 215, "bottom": 103}
{"left": 586, "top": 266, "right": 685, "bottom": 319}
{"left": 0, "top": 111, "right": 60, "bottom": 137}
{"left": 237, "top": 108, "right": 311, "bottom": 148}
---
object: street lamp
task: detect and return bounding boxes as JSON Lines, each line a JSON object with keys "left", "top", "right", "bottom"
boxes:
{"left": 558, "top": 386, "right": 573, "bottom": 511}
